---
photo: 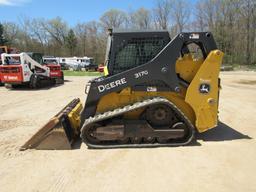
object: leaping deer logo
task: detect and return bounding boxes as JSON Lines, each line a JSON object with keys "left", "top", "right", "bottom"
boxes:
{"left": 199, "top": 84, "right": 210, "bottom": 94}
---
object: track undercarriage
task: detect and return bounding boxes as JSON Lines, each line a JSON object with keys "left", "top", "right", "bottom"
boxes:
{"left": 81, "top": 97, "right": 195, "bottom": 149}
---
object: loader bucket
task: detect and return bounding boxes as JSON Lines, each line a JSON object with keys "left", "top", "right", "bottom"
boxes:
{"left": 20, "top": 98, "right": 83, "bottom": 150}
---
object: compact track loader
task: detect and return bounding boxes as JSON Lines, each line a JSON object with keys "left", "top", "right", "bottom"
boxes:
{"left": 0, "top": 52, "right": 64, "bottom": 88}
{"left": 21, "top": 30, "right": 224, "bottom": 150}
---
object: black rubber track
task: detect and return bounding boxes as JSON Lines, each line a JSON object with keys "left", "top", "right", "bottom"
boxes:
{"left": 80, "top": 97, "right": 195, "bottom": 149}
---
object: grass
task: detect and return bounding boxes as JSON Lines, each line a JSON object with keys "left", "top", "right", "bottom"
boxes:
{"left": 63, "top": 70, "right": 102, "bottom": 76}
{"left": 221, "top": 64, "right": 256, "bottom": 72}
{"left": 231, "top": 64, "right": 256, "bottom": 72}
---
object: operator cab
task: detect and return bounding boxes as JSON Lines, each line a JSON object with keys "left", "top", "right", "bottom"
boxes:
{"left": 26, "top": 52, "right": 43, "bottom": 64}
{"left": 105, "top": 29, "right": 171, "bottom": 76}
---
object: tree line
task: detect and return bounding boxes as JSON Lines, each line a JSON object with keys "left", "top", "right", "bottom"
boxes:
{"left": 0, "top": 0, "right": 255, "bottom": 65}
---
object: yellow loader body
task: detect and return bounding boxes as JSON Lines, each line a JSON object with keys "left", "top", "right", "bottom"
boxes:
{"left": 21, "top": 31, "right": 224, "bottom": 150}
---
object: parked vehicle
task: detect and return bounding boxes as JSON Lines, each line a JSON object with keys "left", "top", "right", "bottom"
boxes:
{"left": 21, "top": 31, "right": 224, "bottom": 150}
{"left": 98, "top": 63, "right": 104, "bottom": 73}
{"left": 0, "top": 52, "right": 63, "bottom": 88}
{"left": 57, "top": 56, "right": 98, "bottom": 71}
{"left": 43, "top": 56, "right": 64, "bottom": 84}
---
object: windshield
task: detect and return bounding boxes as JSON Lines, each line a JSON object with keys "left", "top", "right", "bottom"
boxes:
{"left": 43, "top": 59, "right": 57, "bottom": 64}
{"left": 31, "top": 53, "right": 43, "bottom": 64}
{"left": 3, "top": 56, "right": 21, "bottom": 65}
{"left": 89, "top": 58, "right": 94, "bottom": 64}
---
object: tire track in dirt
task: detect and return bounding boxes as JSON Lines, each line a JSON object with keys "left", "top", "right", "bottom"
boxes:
{"left": 45, "top": 150, "right": 129, "bottom": 192}
{"left": 0, "top": 137, "right": 27, "bottom": 159}
{"left": 0, "top": 119, "right": 34, "bottom": 159}
{"left": 48, "top": 170, "right": 70, "bottom": 192}
{"left": 0, "top": 119, "right": 34, "bottom": 131}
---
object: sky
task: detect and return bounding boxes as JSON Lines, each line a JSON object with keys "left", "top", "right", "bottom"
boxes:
{"left": 0, "top": 0, "right": 196, "bottom": 26}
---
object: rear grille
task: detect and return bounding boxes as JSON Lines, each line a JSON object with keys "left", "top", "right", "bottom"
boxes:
{"left": 0, "top": 67, "right": 20, "bottom": 73}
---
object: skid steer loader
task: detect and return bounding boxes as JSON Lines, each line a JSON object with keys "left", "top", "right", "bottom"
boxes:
{"left": 21, "top": 30, "right": 224, "bottom": 150}
{"left": 0, "top": 52, "right": 64, "bottom": 88}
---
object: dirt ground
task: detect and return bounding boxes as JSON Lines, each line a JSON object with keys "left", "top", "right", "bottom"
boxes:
{"left": 0, "top": 71, "right": 256, "bottom": 192}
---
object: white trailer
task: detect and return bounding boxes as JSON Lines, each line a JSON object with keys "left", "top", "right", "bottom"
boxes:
{"left": 57, "top": 56, "right": 97, "bottom": 71}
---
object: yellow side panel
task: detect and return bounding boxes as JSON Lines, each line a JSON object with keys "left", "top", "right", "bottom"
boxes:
{"left": 176, "top": 54, "right": 204, "bottom": 83}
{"left": 185, "top": 50, "right": 224, "bottom": 132}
